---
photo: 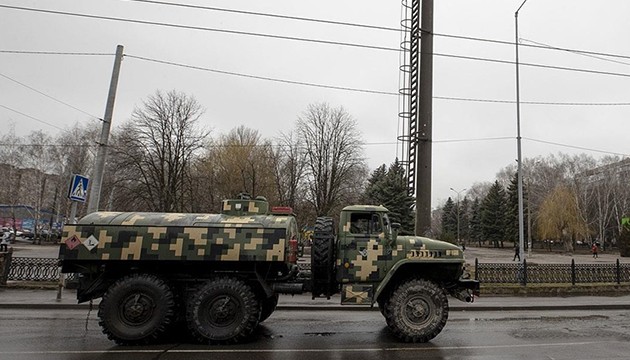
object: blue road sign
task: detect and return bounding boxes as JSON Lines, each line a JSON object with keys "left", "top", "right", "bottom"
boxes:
{"left": 68, "top": 174, "right": 89, "bottom": 202}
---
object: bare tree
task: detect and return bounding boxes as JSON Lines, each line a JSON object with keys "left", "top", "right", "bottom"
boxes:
{"left": 273, "top": 131, "right": 307, "bottom": 209}
{"left": 296, "top": 103, "right": 366, "bottom": 216}
{"left": 51, "top": 122, "right": 100, "bottom": 219}
{"left": 21, "top": 130, "right": 56, "bottom": 240}
{"left": 204, "top": 125, "right": 277, "bottom": 202}
{"left": 109, "top": 90, "right": 208, "bottom": 212}
{"left": 0, "top": 124, "right": 24, "bottom": 234}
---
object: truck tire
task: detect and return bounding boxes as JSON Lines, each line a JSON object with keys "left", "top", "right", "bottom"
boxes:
{"left": 98, "top": 273, "right": 174, "bottom": 345}
{"left": 311, "top": 216, "right": 336, "bottom": 298}
{"left": 259, "top": 294, "right": 279, "bottom": 323}
{"left": 186, "top": 277, "right": 260, "bottom": 344}
{"left": 384, "top": 279, "right": 448, "bottom": 343}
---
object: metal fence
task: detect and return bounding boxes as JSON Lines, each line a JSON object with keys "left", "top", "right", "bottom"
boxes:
{"left": 7, "top": 256, "right": 630, "bottom": 285}
{"left": 475, "top": 258, "right": 630, "bottom": 285}
{"left": 8, "top": 257, "right": 60, "bottom": 282}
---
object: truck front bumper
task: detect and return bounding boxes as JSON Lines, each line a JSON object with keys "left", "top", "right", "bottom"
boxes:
{"left": 447, "top": 278, "right": 480, "bottom": 303}
{"left": 457, "top": 278, "right": 480, "bottom": 295}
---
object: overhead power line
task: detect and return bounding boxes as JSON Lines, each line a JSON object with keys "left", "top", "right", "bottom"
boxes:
{"left": 434, "top": 137, "right": 513, "bottom": 143}
{"left": 0, "top": 50, "right": 112, "bottom": 56}
{"left": 0, "top": 4, "right": 399, "bottom": 52}
{"left": 519, "top": 38, "right": 630, "bottom": 67}
{"left": 127, "top": 54, "right": 630, "bottom": 106}
{"left": 127, "top": 0, "right": 400, "bottom": 32}
{"left": 428, "top": 31, "right": 630, "bottom": 62}
{"left": 2, "top": 49, "right": 629, "bottom": 108}
{"left": 0, "top": 72, "right": 102, "bottom": 120}
{"left": 523, "top": 137, "right": 629, "bottom": 157}
{"left": 125, "top": 54, "right": 397, "bottom": 95}
{"left": 433, "top": 96, "right": 630, "bottom": 106}
{"left": 0, "top": 104, "right": 65, "bottom": 131}
{"left": 3, "top": 3, "right": 630, "bottom": 63}
{"left": 0, "top": 143, "right": 95, "bottom": 148}
{"left": 128, "top": 1, "right": 630, "bottom": 63}
{"left": 434, "top": 52, "right": 630, "bottom": 79}
{"left": 4, "top": 4, "right": 630, "bottom": 76}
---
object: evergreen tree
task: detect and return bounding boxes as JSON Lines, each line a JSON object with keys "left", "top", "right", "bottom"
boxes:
{"left": 362, "top": 160, "right": 415, "bottom": 235}
{"left": 441, "top": 197, "right": 457, "bottom": 242}
{"left": 481, "top": 181, "right": 507, "bottom": 248}
{"left": 459, "top": 196, "right": 470, "bottom": 244}
{"left": 469, "top": 198, "right": 483, "bottom": 246}
{"left": 362, "top": 164, "right": 387, "bottom": 204}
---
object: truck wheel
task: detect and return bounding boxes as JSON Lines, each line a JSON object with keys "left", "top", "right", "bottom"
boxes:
{"left": 186, "top": 277, "right": 260, "bottom": 344}
{"left": 311, "top": 216, "right": 336, "bottom": 298}
{"left": 259, "top": 294, "right": 278, "bottom": 323}
{"left": 98, "top": 274, "right": 174, "bottom": 345}
{"left": 384, "top": 279, "right": 448, "bottom": 343}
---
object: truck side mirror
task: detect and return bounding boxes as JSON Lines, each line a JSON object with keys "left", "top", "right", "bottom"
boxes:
{"left": 390, "top": 222, "right": 401, "bottom": 245}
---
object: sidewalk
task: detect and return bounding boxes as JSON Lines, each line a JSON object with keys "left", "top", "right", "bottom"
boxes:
{"left": 1, "top": 287, "right": 630, "bottom": 311}
{"left": 463, "top": 245, "right": 630, "bottom": 265}
{"left": 9, "top": 240, "right": 630, "bottom": 265}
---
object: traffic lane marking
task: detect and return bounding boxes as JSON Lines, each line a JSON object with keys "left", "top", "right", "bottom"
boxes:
{"left": 0, "top": 340, "right": 626, "bottom": 355}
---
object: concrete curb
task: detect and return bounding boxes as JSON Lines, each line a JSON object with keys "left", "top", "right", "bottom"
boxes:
{"left": 3, "top": 303, "right": 630, "bottom": 311}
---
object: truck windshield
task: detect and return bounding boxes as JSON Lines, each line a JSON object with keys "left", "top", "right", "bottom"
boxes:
{"left": 350, "top": 212, "right": 384, "bottom": 235}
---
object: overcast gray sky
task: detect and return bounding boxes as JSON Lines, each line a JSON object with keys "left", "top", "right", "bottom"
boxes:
{"left": 1, "top": 0, "right": 629, "bottom": 207}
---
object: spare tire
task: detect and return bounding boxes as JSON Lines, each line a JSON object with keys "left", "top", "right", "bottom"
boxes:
{"left": 311, "top": 217, "right": 337, "bottom": 298}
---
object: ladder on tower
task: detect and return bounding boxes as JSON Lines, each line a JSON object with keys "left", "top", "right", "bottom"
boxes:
{"left": 398, "top": 0, "right": 421, "bottom": 196}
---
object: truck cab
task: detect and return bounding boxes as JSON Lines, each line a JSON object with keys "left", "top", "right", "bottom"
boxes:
{"left": 311, "top": 206, "right": 477, "bottom": 307}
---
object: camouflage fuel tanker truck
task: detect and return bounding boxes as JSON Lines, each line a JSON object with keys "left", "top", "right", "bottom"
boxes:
{"left": 59, "top": 195, "right": 479, "bottom": 345}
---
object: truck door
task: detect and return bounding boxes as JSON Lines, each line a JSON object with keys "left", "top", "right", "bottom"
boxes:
{"left": 338, "top": 212, "right": 388, "bottom": 284}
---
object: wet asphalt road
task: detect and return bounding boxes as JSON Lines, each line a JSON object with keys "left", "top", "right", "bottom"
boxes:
{"left": 0, "top": 308, "right": 629, "bottom": 360}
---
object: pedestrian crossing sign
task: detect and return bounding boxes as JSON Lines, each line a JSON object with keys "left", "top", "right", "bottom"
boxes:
{"left": 68, "top": 174, "right": 89, "bottom": 202}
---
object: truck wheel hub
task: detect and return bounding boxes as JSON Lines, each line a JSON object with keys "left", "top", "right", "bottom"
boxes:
{"left": 208, "top": 296, "right": 237, "bottom": 325}
{"left": 121, "top": 293, "right": 154, "bottom": 324}
{"left": 406, "top": 298, "right": 430, "bottom": 322}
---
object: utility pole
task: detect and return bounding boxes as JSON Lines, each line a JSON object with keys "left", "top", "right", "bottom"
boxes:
{"left": 87, "top": 44, "right": 124, "bottom": 214}
{"left": 415, "top": 0, "right": 434, "bottom": 236}
{"left": 515, "top": 1, "right": 528, "bottom": 262}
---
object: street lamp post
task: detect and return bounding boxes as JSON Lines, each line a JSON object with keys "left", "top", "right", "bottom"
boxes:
{"left": 515, "top": 0, "right": 529, "bottom": 263}
{"left": 450, "top": 187, "right": 467, "bottom": 249}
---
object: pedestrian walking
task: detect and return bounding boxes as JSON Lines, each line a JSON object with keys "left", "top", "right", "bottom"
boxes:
{"left": 591, "top": 243, "right": 598, "bottom": 259}
{"left": 0, "top": 231, "right": 9, "bottom": 252}
{"left": 513, "top": 244, "right": 520, "bottom": 261}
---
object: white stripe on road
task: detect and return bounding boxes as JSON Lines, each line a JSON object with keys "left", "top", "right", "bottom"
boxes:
{"left": 0, "top": 341, "right": 625, "bottom": 355}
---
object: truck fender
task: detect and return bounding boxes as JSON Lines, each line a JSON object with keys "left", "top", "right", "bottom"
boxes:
{"left": 374, "top": 258, "right": 465, "bottom": 302}
{"left": 374, "top": 258, "right": 413, "bottom": 301}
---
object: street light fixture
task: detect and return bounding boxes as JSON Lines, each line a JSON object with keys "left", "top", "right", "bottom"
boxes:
{"left": 515, "top": 0, "right": 529, "bottom": 263}
{"left": 450, "top": 187, "right": 467, "bottom": 249}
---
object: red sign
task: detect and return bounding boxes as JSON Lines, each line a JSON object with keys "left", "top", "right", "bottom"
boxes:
{"left": 65, "top": 235, "right": 81, "bottom": 250}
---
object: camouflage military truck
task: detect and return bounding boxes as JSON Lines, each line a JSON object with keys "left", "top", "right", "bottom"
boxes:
{"left": 59, "top": 196, "right": 479, "bottom": 345}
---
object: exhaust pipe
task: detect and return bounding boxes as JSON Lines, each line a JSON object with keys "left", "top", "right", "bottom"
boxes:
{"left": 452, "top": 289, "right": 474, "bottom": 303}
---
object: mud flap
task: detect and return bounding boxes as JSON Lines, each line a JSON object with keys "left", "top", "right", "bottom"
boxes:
{"left": 340, "top": 284, "right": 373, "bottom": 305}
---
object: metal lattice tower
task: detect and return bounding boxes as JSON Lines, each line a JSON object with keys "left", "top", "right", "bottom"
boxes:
{"left": 397, "top": 0, "right": 421, "bottom": 196}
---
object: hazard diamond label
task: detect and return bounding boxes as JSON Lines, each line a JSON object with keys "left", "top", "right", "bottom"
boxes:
{"left": 65, "top": 235, "right": 81, "bottom": 250}
{"left": 83, "top": 235, "right": 99, "bottom": 251}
